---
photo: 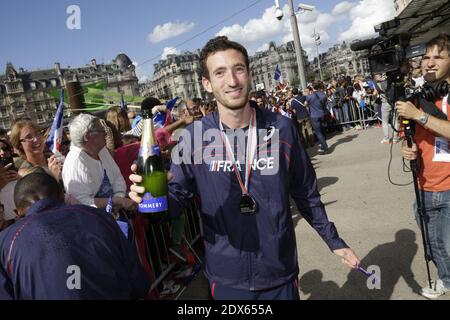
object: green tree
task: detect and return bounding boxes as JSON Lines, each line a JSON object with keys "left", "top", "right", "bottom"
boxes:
{"left": 306, "top": 70, "right": 316, "bottom": 83}
{"left": 291, "top": 75, "right": 300, "bottom": 88}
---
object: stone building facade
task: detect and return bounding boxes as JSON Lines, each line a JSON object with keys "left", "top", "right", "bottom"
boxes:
{"left": 0, "top": 53, "right": 139, "bottom": 130}
{"left": 140, "top": 41, "right": 310, "bottom": 99}
{"left": 320, "top": 42, "right": 370, "bottom": 79}
{"left": 139, "top": 51, "right": 206, "bottom": 101}
{"left": 250, "top": 41, "right": 308, "bottom": 91}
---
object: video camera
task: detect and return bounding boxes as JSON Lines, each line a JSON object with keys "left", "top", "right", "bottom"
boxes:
{"left": 351, "top": 33, "right": 448, "bottom": 128}
{"left": 350, "top": 33, "right": 426, "bottom": 75}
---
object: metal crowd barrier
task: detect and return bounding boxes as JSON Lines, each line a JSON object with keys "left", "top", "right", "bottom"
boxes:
{"left": 332, "top": 96, "right": 381, "bottom": 129}
{"left": 138, "top": 198, "right": 203, "bottom": 297}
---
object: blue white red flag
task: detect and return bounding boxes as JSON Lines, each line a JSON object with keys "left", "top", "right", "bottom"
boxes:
{"left": 274, "top": 64, "right": 283, "bottom": 83}
{"left": 153, "top": 97, "right": 179, "bottom": 128}
{"left": 46, "top": 89, "right": 64, "bottom": 154}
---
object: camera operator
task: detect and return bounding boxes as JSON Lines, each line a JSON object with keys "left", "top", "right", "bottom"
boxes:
{"left": 395, "top": 33, "right": 450, "bottom": 299}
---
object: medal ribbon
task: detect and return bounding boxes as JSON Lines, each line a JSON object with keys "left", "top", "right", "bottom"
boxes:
{"left": 219, "top": 109, "right": 257, "bottom": 195}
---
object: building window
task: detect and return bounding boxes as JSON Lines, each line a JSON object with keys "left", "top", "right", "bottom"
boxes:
{"left": 0, "top": 120, "right": 11, "bottom": 129}
{"left": 10, "top": 83, "right": 19, "bottom": 92}
{"left": 30, "top": 82, "right": 37, "bottom": 90}
{"left": 16, "top": 106, "right": 25, "bottom": 116}
{"left": 37, "top": 114, "right": 45, "bottom": 124}
{"left": 50, "top": 79, "right": 57, "bottom": 87}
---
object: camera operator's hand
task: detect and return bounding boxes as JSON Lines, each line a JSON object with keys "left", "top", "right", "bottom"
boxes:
{"left": 402, "top": 140, "right": 418, "bottom": 161}
{"left": 395, "top": 101, "right": 421, "bottom": 121}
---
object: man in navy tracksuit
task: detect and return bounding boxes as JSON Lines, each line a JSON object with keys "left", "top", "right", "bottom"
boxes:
{"left": 0, "top": 170, "right": 150, "bottom": 300}
{"left": 130, "top": 36, "right": 360, "bottom": 300}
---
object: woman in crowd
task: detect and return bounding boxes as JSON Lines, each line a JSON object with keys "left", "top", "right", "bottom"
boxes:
{"left": 10, "top": 119, "right": 62, "bottom": 180}
{"left": 106, "top": 106, "right": 132, "bottom": 133}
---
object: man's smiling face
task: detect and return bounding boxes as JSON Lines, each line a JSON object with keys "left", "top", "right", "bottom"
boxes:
{"left": 202, "top": 49, "right": 251, "bottom": 111}
{"left": 421, "top": 45, "right": 450, "bottom": 82}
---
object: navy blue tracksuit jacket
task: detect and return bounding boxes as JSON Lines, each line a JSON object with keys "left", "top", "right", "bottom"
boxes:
{"left": 168, "top": 106, "right": 347, "bottom": 291}
{"left": 0, "top": 199, "right": 150, "bottom": 299}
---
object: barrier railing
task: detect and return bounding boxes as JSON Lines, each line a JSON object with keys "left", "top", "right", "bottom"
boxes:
{"left": 332, "top": 96, "right": 381, "bottom": 129}
{"left": 131, "top": 198, "right": 202, "bottom": 298}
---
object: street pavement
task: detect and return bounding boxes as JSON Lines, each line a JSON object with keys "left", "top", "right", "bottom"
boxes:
{"left": 178, "top": 125, "right": 449, "bottom": 300}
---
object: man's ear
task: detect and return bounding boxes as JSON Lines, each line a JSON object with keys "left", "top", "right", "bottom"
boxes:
{"left": 202, "top": 77, "right": 213, "bottom": 93}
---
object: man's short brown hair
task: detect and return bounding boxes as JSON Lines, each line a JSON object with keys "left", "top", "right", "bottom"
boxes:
{"left": 426, "top": 33, "right": 450, "bottom": 56}
{"left": 199, "top": 36, "right": 249, "bottom": 79}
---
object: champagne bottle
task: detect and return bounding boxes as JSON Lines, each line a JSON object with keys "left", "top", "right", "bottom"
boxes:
{"left": 136, "top": 101, "right": 168, "bottom": 222}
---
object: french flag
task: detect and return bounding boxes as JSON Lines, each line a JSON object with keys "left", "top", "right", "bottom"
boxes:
{"left": 153, "top": 96, "right": 179, "bottom": 128}
{"left": 46, "top": 89, "right": 64, "bottom": 155}
{"left": 274, "top": 64, "right": 282, "bottom": 82}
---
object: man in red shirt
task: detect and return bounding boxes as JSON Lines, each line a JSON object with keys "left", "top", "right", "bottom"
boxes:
{"left": 396, "top": 33, "right": 450, "bottom": 299}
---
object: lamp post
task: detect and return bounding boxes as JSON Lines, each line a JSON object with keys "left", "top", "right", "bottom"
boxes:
{"left": 274, "top": 1, "right": 314, "bottom": 90}
{"left": 313, "top": 29, "right": 323, "bottom": 81}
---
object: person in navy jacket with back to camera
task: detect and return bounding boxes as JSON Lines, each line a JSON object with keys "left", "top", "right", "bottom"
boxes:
{"left": 0, "top": 169, "right": 150, "bottom": 300}
{"left": 129, "top": 36, "right": 360, "bottom": 300}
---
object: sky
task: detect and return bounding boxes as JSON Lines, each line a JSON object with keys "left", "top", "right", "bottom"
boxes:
{"left": 0, "top": 0, "right": 397, "bottom": 83}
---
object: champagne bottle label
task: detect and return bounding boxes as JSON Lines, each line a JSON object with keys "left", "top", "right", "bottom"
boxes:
{"left": 139, "top": 145, "right": 161, "bottom": 162}
{"left": 139, "top": 192, "right": 168, "bottom": 213}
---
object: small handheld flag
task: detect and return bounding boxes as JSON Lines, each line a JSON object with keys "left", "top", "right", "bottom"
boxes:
{"left": 46, "top": 89, "right": 65, "bottom": 158}
{"left": 105, "top": 196, "right": 128, "bottom": 238}
{"left": 274, "top": 64, "right": 282, "bottom": 82}
{"left": 106, "top": 196, "right": 113, "bottom": 214}
{"left": 153, "top": 97, "right": 179, "bottom": 128}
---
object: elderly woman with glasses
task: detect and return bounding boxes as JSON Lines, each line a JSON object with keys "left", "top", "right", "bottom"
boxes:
{"left": 62, "top": 113, "right": 136, "bottom": 211}
{"left": 10, "top": 119, "right": 62, "bottom": 179}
